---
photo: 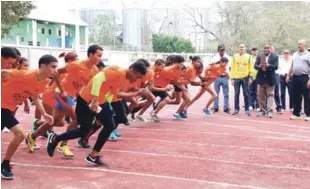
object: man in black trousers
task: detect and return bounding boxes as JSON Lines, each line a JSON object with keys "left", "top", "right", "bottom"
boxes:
{"left": 255, "top": 43, "right": 279, "bottom": 118}
{"left": 286, "top": 40, "right": 310, "bottom": 121}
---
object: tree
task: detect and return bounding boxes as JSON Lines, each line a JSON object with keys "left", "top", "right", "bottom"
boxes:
{"left": 185, "top": 1, "right": 310, "bottom": 54}
{"left": 89, "top": 14, "right": 119, "bottom": 47}
{"left": 1, "top": 1, "right": 35, "bottom": 38}
{"left": 152, "top": 34, "right": 194, "bottom": 53}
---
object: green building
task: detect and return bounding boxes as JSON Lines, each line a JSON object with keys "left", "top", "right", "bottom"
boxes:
{"left": 1, "top": 8, "right": 88, "bottom": 49}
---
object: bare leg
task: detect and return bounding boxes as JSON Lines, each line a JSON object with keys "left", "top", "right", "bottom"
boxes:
{"left": 184, "top": 87, "right": 206, "bottom": 110}
{"left": 3, "top": 126, "right": 25, "bottom": 161}
{"left": 176, "top": 90, "right": 190, "bottom": 114}
{"left": 204, "top": 86, "right": 217, "bottom": 109}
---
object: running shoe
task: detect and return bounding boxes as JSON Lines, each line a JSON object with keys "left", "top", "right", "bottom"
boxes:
{"left": 85, "top": 155, "right": 108, "bottom": 166}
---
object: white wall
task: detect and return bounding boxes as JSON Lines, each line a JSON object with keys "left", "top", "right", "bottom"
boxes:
{"left": 2, "top": 44, "right": 216, "bottom": 69}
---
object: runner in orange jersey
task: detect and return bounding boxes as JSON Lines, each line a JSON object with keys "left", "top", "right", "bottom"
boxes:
{"left": 47, "top": 61, "right": 148, "bottom": 166}
{"left": 27, "top": 45, "right": 102, "bottom": 157}
{"left": 1, "top": 55, "right": 58, "bottom": 180}
{"left": 184, "top": 57, "right": 229, "bottom": 116}
{"left": 151, "top": 55, "right": 184, "bottom": 122}
{"left": 34, "top": 51, "right": 79, "bottom": 138}
{"left": 173, "top": 56, "right": 204, "bottom": 119}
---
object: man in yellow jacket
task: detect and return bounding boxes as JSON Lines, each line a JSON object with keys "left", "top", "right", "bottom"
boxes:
{"left": 231, "top": 44, "right": 254, "bottom": 116}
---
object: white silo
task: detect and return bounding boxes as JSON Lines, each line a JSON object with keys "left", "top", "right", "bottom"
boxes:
{"left": 122, "top": 8, "right": 149, "bottom": 51}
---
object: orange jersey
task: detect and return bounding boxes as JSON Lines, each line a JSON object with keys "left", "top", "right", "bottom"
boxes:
{"left": 183, "top": 65, "right": 199, "bottom": 85}
{"left": 59, "top": 60, "right": 98, "bottom": 97}
{"left": 2, "top": 70, "right": 49, "bottom": 111}
{"left": 80, "top": 66, "right": 129, "bottom": 104}
{"left": 204, "top": 64, "right": 226, "bottom": 84}
{"left": 154, "top": 65, "right": 182, "bottom": 87}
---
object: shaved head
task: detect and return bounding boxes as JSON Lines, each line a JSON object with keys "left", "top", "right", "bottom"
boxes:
{"left": 297, "top": 39, "right": 307, "bottom": 52}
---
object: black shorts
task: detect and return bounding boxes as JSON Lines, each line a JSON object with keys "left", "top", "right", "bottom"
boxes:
{"left": 1, "top": 108, "right": 19, "bottom": 130}
{"left": 152, "top": 90, "right": 169, "bottom": 101}
{"left": 111, "top": 100, "right": 128, "bottom": 125}
{"left": 174, "top": 85, "right": 183, "bottom": 92}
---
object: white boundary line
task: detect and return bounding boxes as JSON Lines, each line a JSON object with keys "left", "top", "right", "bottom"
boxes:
{"left": 165, "top": 109, "right": 310, "bottom": 130}
{"left": 122, "top": 124, "right": 310, "bottom": 141}
{"left": 11, "top": 162, "right": 271, "bottom": 189}
{"left": 120, "top": 138, "right": 309, "bottom": 153}
{"left": 4, "top": 142, "right": 309, "bottom": 172}
{"left": 132, "top": 119, "right": 310, "bottom": 140}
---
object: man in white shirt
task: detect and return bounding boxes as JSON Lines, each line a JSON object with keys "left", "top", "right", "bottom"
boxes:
{"left": 278, "top": 49, "right": 293, "bottom": 111}
{"left": 211, "top": 44, "right": 231, "bottom": 113}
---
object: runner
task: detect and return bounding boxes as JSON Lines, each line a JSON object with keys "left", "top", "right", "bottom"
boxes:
{"left": 33, "top": 51, "right": 79, "bottom": 138}
{"left": 173, "top": 56, "right": 204, "bottom": 119}
{"left": 1, "top": 55, "right": 57, "bottom": 180}
{"left": 27, "top": 46, "right": 101, "bottom": 157}
{"left": 1, "top": 47, "right": 18, "bottom": 70}
{"left": 46, "top": 61, "right": 148, "bottom": 166}
{"left": 184, "top": 57, "right": 229, "bottom": 116}
{"left": 151, "top": 55, "right": 184, "bottom": 122}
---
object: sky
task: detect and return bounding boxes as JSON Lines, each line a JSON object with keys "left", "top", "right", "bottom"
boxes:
{"left": 35, "top": 0, "right": 215, "bottom": 11}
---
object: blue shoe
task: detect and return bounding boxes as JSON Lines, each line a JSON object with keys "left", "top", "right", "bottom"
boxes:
{"left": 245, "top": 110, "right": 251, "bottom": 116}
{"left": 113, "top": 129, "right": 121, "bottom": 137}
{"left": 109, "top": 132, "right": 118, "bottom": 141}
{"left": 203, "top": 108, "right": 212, "bottom": 116}
{"left": 180, "top": 110, "right": 188, "bottom": 118}
{"left": 173, "top": 113, "right": 183, "bottom": 120}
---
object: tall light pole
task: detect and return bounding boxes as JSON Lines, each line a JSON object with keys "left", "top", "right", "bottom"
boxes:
{"left": 75, "top": 6, "right": 80, "bottom": 54}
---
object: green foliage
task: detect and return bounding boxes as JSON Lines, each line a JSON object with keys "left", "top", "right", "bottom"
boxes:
{"left": 1, "top": 1, "right": 35, "bottom": 38}
{"left": 152, "top": 34, "right": 195, "bottom": 53}
{"left": 89, "top": 14, "right": 119, "bottom": 46}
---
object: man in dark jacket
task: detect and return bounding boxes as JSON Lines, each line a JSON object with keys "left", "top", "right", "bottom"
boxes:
{"left": 254, "top": 43, "right": 279, "bottom": 118}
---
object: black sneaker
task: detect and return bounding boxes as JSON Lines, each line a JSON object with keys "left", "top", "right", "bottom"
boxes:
{"left": 42, "top": 128, "right": 54, "bottom": 139}
{"left": 47, "top": 133, "right": 58, "bottom": 157}
{"left": 1, "top": 165, "right": 14, "bottom": 180}
{"left": 224, "top": 109, "right": 231, "bottom": 114}
{"left": 65, "top": 116, "right": 71, "bottom": 124}
{"left": 85, "top": 155, "right": 108, "bottom": 166}
{"left": 213, "top": 108, "right": 219, "bottom": 113}
{"left": 77, "top": 138, "right": 90, "bottom": 149}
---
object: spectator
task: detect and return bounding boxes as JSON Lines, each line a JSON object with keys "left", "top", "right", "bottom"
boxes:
{"left": 211, "top": 44, "right": 231, "bottom": 113}
{"left": 231, "top": 44, "right": 253, "bottom": 116}
{"left": 278, "top": 49, "right": 293, "bottom": 112}
{"left": 286, "top": 40, "right": 310, "bottom": 121}
{"left": 255, "top": 43, "right": 279, "bottom": 118}
{"left": 274, "top": 47, "right": 283, "bottom": 114}
{"left": 249, "top": 47, "right": 259, "bottom": 111}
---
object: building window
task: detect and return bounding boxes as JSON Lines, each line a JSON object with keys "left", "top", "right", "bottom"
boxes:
{"left": 37, "top": 42, "right": 41, "bottom": 46}
{"left": 41, "top": 28, "right": 45, "bottom": 34}
{"left": 66, "top": 31, "right": 71, "bottom": 37}
{"left": 58, "top": 29, "right": 61, "bottom": 36}
{"left": 28, "top": 41, "right": 33, "bottom": 46}
{"left": 21, "top": 37, "right": 24, "bottom": 42}
{"left": 48, "top": 29, "right": 52, "bottom": 35}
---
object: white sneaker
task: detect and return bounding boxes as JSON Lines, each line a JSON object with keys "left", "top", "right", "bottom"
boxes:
{"left": 136, "top": 115, "right": 147, "bottom": 122}
{"left": 2, "top": 128, "right": 10, "bottom": 133}
{"left": 256, "top": 108, "right": 260, "bottom": 112}
{"left": 151, "top": 112, "right": 160, "bottom": 123}
{"left": 305, "top": 117, "right": 310, "bottom": 122}
{"left": 249, "top": 106, "right": 253, "bottom": 112}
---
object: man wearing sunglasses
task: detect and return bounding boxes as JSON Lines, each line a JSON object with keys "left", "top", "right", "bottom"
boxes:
{"left": 278, "top": 49, "right": 293, "bottom": 112}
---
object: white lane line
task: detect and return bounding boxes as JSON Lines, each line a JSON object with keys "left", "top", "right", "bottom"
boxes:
{"left": 4, "top": 143, "right": 309, "bottom": 172}
{"left": 11, "top": 162, "right": 272, "bottom": 189}
{"left": 121, "top": 124, "right": 310, "bottom": 141}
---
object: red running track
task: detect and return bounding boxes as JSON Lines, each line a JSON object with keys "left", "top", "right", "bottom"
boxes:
{"left": 1, "top": 93, "right": 310, "bottom": 189}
